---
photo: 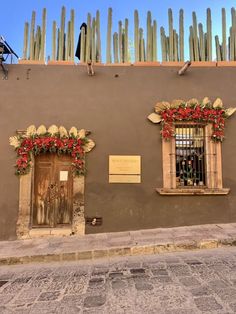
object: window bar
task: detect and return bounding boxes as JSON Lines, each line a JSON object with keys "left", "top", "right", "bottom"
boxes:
{"left": 205, "top": 128, "right": 211, "bottom": 188}
{"left": 179, "top": 125, "right": 182, "bottom": 187}
{"left": 213, "top": 138, "right": 217, "bottom": 188}
{"left": 183, "top": 124, "right": 186, "bottom": 186}
{"left": 201, "top": 126, "right": 204, "bottom": 186}
{"left": 189, "top": 125, "right": 192, "bottom": 186}
{"left": 193, "top": 125, "right": 196, "bottom": 186}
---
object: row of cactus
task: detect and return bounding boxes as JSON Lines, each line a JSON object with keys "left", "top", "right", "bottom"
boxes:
{"left": 23, "top": 9, "right": 46, "bottom": 60}
{"left": 51, "top": 6, "right": 75, "bottom": 61}
{"left": 22, "top": 6, "right": 236, "bottom": 63}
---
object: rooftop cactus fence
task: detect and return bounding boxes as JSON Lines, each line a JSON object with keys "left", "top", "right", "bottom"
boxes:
{"left": 22, "top": 7, "right": 236, "bottom": 63}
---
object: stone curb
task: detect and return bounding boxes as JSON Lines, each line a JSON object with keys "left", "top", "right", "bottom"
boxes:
{"left": 0, "top": 237, "right": 236, "bottom": 266}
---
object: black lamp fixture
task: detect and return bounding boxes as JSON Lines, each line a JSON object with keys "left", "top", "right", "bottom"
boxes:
{"left": 0, "top": 36, "right": 18, "bottom": 80}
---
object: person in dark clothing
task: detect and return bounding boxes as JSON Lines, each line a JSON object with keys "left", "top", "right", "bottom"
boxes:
{"left": 75, "top": 23, "right": 87, "bottom": 60}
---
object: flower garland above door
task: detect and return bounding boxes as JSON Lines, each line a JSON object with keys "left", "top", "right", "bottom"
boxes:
{"left": 9, "top": 125, "right": 95, "bottom": 176}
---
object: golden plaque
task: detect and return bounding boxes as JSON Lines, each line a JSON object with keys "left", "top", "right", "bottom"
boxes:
{"left": 109, "top": 155, "right": 141, "bottom": 183}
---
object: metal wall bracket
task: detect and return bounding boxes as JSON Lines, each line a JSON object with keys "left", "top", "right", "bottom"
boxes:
{"left": 85, "top": 217, "right": 102, "bottom": 226}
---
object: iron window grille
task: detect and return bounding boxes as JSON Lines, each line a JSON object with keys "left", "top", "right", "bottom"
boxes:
{"left": 175, "top": 124, "right": 205, "bottom": 187}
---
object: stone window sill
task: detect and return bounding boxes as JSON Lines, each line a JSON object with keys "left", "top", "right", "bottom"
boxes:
{"left": 156, "top": 188, "right": 230, "bottom": 195}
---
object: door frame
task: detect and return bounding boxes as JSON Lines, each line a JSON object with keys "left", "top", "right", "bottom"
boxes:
{"left": 16, "top": 156, "right": 86, "bottom": 239}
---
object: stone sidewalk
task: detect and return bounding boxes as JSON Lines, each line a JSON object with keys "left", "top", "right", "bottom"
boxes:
{"left": 0, "top": 223, "right": 236, "bottom": 266}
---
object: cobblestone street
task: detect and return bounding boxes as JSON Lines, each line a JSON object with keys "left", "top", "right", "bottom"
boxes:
{"left": 0, "top": 247, "right": 236, "bottom": 313}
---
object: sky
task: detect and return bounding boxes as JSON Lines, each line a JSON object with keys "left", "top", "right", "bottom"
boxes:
{"left": 1, "top": 0, "right": 236, "bottom": 63}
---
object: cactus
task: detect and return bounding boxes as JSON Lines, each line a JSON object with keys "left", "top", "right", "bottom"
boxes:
{"left": 124, "top": 18, "right": 129, "bottom": 62}
{"left": 65, "top": 21, "right": 71, "bottom": 61}
{"left": 160, "top": 26, "right": 167, "bottom": 61}
{"left": 139, "top": 28, "right": 145, "bottom": 61}
{"left": 40, "top": 8, "right": 46, "bottom": 61}
{"left": 23, "top": 22, "right": 29, "bottom": 59}
{"left": 34, "top": 26, "right": 41, "bottom": 60}
{"left": 59, "top": 6, "right": 66, "bottom": 60}
{"left": 232, "top": 8, "right": 236, "bottom": 60}
{"left": 58, "top": 6, "right": 66, "bottom": 60}
{"left": 56, "top": 28, "right": 60, "bottom": 60}
{"left": 152, "top": 20, "right": 157, "bottom": 61}
{"left": 168, "top": 8, "right": 174, "bottom": 61}
{"left": 118, "top": 21, "right": 123, "bottom": 62}
{"left": 96, "top": 10, "right": 101, "bottom": 62}
{"left": 179, "top": 9, "right": 184, "bottom": 61}
{"left": 166, "top": 36, "right": 170, "bottom": 60}
{"left": 70, "top": 9, "right": 75, "bottom": 61}
{"left": 29, "top": 11, "right": 36, "bottom": 60}
{"left": 146, "top": 11, "right": 152, "bottom": 61}
{"left": 86, "top": 13, "right": 91, "bottom": 62}
{"left": 173, "top": 30, "right": 178, "bottom": 61}
{"left": 222, "top": 8, "right": 227, "bottom": 61}
{"left": 80, "top": 26, "right": 86, "bottom": 63}
{"left": 198, "top": 23, "right": 205, "bottom": 61}
{"left": 231, "top": 7, "right": 236, "bottom": 27}
{"left": 230, "top": 27, "right": 235, "bottom": 60}
{"left": 215, "top": 35, "right": 221, "bottom": 61}
{"left": 52, "top": 21, "right": 57, "bottom": 61}
{"left": 189, "top": 26, "right": 194, "bottom": 61}
{"left": 91, "top": 18, "right": 96, "bottom": 62}
{"left": 113, "top": 32, "right": 119, "bottom": 63}
{"left": 134, "top": 10, "right": 139, "bottom": 62}
{"left": 106, "top": 8, "right": 112, "bottom": 63}
{"left": 206, "top": 8, "right": 212, "bottom": 61}
{"left": 142, "top": 38, "right": 146, "bottom": 61}
{"left": 192, "top": 12, "right": 199, "bottom": 61}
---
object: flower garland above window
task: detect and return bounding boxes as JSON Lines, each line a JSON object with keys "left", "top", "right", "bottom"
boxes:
{"left": 148, "top": 97, "right": 236, "bottom": 142}
{"left": 9, "top": 125, "right": 95, "bottom": 176}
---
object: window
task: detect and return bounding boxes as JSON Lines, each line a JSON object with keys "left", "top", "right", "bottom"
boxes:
{"left": 175, "top": 124, "right": 205, "bottom": 187}
{"left": 157, "top": 123, "right": 230, "bottom": 195}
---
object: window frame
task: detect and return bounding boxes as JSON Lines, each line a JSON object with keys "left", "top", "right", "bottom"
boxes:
{"left": 156, "top": 122, "right": 230, "bottom": 195}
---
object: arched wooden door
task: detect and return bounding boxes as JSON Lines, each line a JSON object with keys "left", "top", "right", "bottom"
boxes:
{"left": 33, "top": 154, "right": 73, "bottom": 227}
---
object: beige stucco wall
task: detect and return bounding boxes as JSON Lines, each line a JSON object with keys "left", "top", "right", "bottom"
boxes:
{"left": 0, "top": 64, "right": 236, "bottom": 240}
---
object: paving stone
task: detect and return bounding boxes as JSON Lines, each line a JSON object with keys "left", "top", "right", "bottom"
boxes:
{"left": 208, "top": 279, "right": 231, "bottom": 292}
{"left": 30, "top": 301, "right": 59, "bottom": 314}
{"left": 164, "top": 309, "right": 200, "bottom": 314}
{"left": 135, "top": 282, "right": 153, "bottom": 290}
{"left": 130, "top": 268, "right": 145, "bottom": 274}
{"left": 108, "top": 271, "right": 124, "bottom": 279}
{"left": 194, "top": 296, "right": 223, "bottom": 311}
{"left": 185, "top": 260, "right": 203, "bottom": 266}
{"left": 0, "top": 281, "right": 8, "bottom": 288}
{"left": 151, "top": 268, "right": 168, "bottom": 276}
{"left": 229, "top": 302, "right": 236, "bottom": 312}
{"left": 83, "top": 295, "right": 106, "bottom": 308}
{"left": 0, "top": 294, "right": 15, "bottom": 304}
{"left": 88, "top": 277, "right": 105, "bottom": 287}
{"left": 168, "top": 264, "right": 191, "bottom": 276}
{"left": 178, "top": 276, "right": 201, "bottom": 287}
{"left": 111, "top": 279, "right": 127, "bottom": 289}
{"left": 153, "top": 276, "right": 173, "bottom": 284}
{"left": 38, "top": 291, "right": 61, "bottom": 301}
{"left": 216, "top": 287, "right": 236, "bottom": 302}
{"left": 13, "top": 277, "right": 32, "bottom": 284}
{"left": 92, "top": 268, "right": 109, "bottom": 276}
{"left": 189, "top": 286, "right": 213, "bottom": 297}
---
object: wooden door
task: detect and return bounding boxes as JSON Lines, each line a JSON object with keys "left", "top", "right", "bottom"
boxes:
{"left": 33, "top": 154, "right": 73, "bottom": 227}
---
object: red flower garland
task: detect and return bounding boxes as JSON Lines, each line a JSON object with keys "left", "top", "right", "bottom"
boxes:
{"left": 160, "top": 104, "right": 227, "bottom": 141}
{"left": 15, "top": 135, "right": 88, "bottom": 176}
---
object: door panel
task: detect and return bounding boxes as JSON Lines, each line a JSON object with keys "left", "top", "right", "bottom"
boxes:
{"left": 33, "top": 154, "right": 73, "bottom": 227}
{"left": 56, "top": 158, "right": 73, "bottom": 225}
